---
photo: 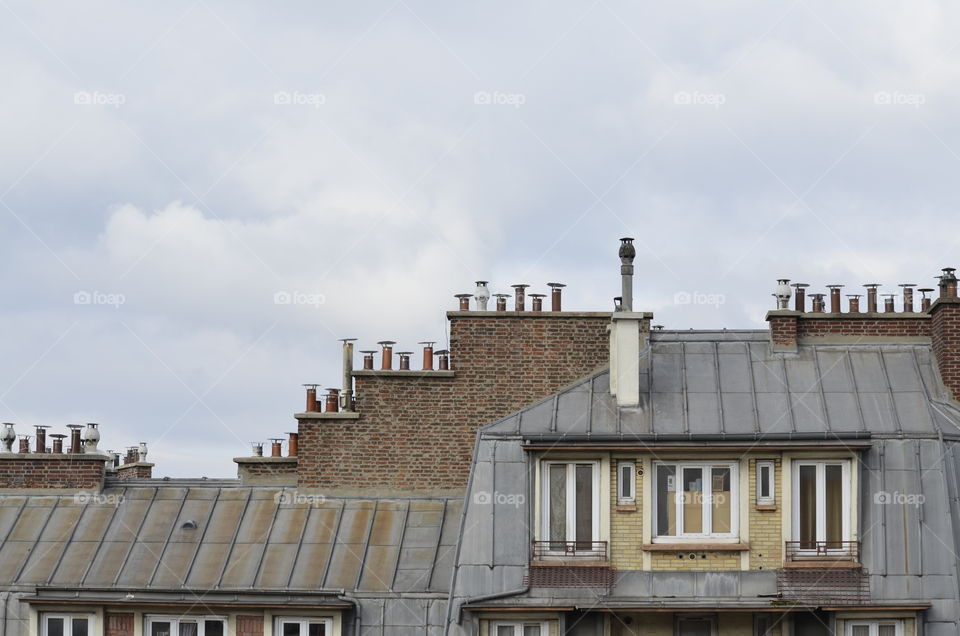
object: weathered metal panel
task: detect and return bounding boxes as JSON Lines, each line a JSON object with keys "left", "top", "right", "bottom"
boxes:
{"left": 719, "top": 393, "right": 755, "bottom": 434}
{"left": 686, "top": 393, "right": 721, "bottom": 434}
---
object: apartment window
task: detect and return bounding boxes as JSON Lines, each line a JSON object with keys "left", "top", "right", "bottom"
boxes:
{"left": 756, "top": 460, "right": 775, "bottom": 506}
{"left": 541, "top": 460, "right": 600, "bottom": 547}
{"left": 755, "top": 614, "right": 774, "bottom": 636}
{"left": 618, "top": 460, "right": 636, "bottom": 504}
{"left": 846, "top": 621, "right": 902, "bottom": 636}
{"left": 792, "top": 460, "right": 850, "bottom": 548}
{"left": 42, "top": 615, "right": 92, "bottom": 636}
{"left": 654, "top": 462, "right": 737, "bottom": 538}
{"left": 276, "top": 618, "right": 332, "bottom": 636}
{"left": 146, "top": 616, "right": 226, "bottom": 636}
{"left": 676, "top": 615, "right": 716, "bottom": 636}
{"left": 491, "top": 621, "right": 548, "bottom": 636}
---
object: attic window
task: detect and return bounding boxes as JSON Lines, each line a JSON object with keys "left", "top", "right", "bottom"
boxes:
{"left": 617, "top": 461, "right": 636, "bottom": 504}
{"left": 42, "top": 614, "right": 93, "bottom": 636}
{"left": 756, "top": 461, "right": 775, "bottom": 506}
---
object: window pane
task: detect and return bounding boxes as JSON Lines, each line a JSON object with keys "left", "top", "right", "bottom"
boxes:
{"left": 878, "top": 625, "right": 896, "bottom": 636}
{"left": 798, "top": 465, "right": 817, "bottom": 547}
{"left": 851, "top": 626, "right": 869, "bottom": 636}
{"left": 524, "top": 626, "right": 542, "bottom": 636}
{"left": 151, "top": 622, "right": 171, "bottom": 636}
{"left": 549, "top": 464, "right": 567, "bottom": 544}
{"left": 711, "top": 467, "right": 731, "bottom": 533}
{"left": 682, "top": 467, "right": 704, "bottom": 534}
{"left": 497, "top": 626, "right": 515, "bottom": 636}
{"left": 755, "top": 616, "right": 771, "bottom": 636}
{"left": 179, "top": 622, "right": 198, "bottom": 636}
{"left": 575, "top": 464, "right": 593, "bottom": 545}
{"left": 204, "top": 622, "right": 223, "bottom": 636}
{"left": 825, "top": 465, "right": 843, "bottom": 545}
{"left": 679, "top": 619, "right": 712, "bottom": 636}
{"left": 656, "top": 464, "right": 676, "bottom": 535}
{"left": 47, "top": 618, "right": 64, "bottom": 636}
{"left": 759, "top": 465, "right": 771, "bottom": 499}
{"left": 282, "top": 623, "right": 301, "bottom": 636}
{"left": 307, "top": 623, "right": 325, "bottom": 636}
{"left": 620, "top": 464, "right": 633, "bottom": 499}
{"left": 72, "top": 619, "right": 88, "bottom": 636}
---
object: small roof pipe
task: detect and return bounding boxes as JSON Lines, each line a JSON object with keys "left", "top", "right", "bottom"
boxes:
{"left": 303, "top": 384, "right": 319, "bottom": 412}
{"left": 340, "top": 338, "right": 356, "bottom": 412}
{"left": 454, "top": 294, "right": 471, "bottom": 311}
{"left": 826, "top": 284, "right": 843, "bottom": 313}
{"left": 419, "top": 341, "right": 435, "bottom": 370}
{"left": 791, "top": 283, "right": 809, "bottom": 312}
{"left": 864, "top": 284, "right": 880, "bottom": 313}
{"left": 919, "top": 288, "right": 934, "bottom": 312}
{"left": 377, "top": 341, "right": 395, "bottom": 370}
{"left": 548, "top": 283, "right": 565, "bottom": 311}
{"left": 847, "top": 294, "right": 861, "bottom": 313}
{"left": 529, "top": 293, "right": 545, "bottom": 312}
{"left": 493, "top": 294, "right": 509, "bottom": 312}
{"left": 619, "top": 238, "right": 636, "bottom": 311}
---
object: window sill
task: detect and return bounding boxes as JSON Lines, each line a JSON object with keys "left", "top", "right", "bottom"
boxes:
{"left": 755, "top": 504, "right": 778, "bottom": 511}
{"left": 782, "top": 560, "right": 861, "bottom": 569}
{"left": 642, "top": 542, "right": 750, "bottom": 552}
{"left": 616, "top": 503, "right": 637, "bottom": 512}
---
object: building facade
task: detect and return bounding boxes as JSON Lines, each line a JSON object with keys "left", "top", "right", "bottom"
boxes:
{"left": 2, "top": 242, "right": 960, "bottom": 636}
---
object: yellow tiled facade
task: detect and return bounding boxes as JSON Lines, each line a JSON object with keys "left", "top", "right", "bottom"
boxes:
{"left": 609, "top": 454, "right": 784, "bottom": 572}
{"left": 748, "top": 457, "right": 783, "bottom": 571}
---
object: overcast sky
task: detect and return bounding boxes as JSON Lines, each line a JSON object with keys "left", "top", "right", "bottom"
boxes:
{"left": 1, "top": 1, "right": 959, "bottom": 477}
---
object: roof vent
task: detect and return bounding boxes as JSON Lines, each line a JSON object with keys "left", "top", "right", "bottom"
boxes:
{"left": 182, "top": 520, "right": 198, "bottom": 530}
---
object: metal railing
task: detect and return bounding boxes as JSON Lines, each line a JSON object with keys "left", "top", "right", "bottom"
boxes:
{"left": 785, "top": 540, "right": 860, "bottom": 562}
{"left": 532, "top": 540, "right": 608, "bottom": 561}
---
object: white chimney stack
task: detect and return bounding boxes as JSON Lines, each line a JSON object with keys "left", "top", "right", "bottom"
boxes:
{"left": 609, "top": 238, "right": 646, "bottom": 407}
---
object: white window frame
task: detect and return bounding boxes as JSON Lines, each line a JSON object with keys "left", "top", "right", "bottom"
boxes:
{"left": 539, "top": 460, "right": 601, "bottom": 546}
{"left": 275, "top": 617, "right": 334, "bottom": 636}
{"left": 653, "top": 461, "right": 739, "bottom": 540}
{"left": 845, "top": 620, "right": 903, "bottom": 636}
{"left": 490, "top": 620, "right": 550, "bottom": 635}
{"left": 618, "top": 460, "right": 636, "bottom": 504}
{"left": 144, "top": 615, "right": 227, "bottom": 636}
{"left": 791, "top": 460, "right": 851, "bottom": 549}
{"left": 756, "top": 460, "right": 775, "bottom": 506}
{"left": 41, "top": 614, "right": 94, "bottom": 636}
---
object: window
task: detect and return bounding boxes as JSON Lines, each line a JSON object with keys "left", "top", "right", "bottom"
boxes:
{"left": 754, "top": 614, "right": 774, "bottom": 636}
{"left": 846, "top": 621, "right": 902, "bottom": 636}
{"left": 756, "top": 460, "right": 775, "bottom": 506}
{"left": 42, "top": 615, "right": 92, "bottom": 636}
{"left": 276, "top": 618, "right": 332, "bottom": 636}
{"left": 145, "top": 616, "right": 226, "bottom": 636}
{"left": 676, "top": 615, "right": 716, "bottom": 636}
{"left": 654, "top": 462, "right": 738, "bottom": 538}
{"left": 618, "top": 460, "right": 636, "bottom": 504}
{"left": 491, "top": 621, "right": 548, "bottom": 636}
{"left": 792, "top": 460, "right": 850, "bottom": 549}
{"left": 541, "top": 460, "right": 600, "bottom": 547}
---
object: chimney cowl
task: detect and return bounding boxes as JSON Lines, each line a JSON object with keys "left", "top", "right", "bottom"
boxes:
{"left": 474, "top": 281, "right": 490, "bottom": 311}
{"left": 618, "top": 237, "right": 636, "bottom": 264}
{"left": 775, "top": 279, "right": 791, "bottom": 309}
{"left": 0, "top": 423, "right": 15, "bottom": 453}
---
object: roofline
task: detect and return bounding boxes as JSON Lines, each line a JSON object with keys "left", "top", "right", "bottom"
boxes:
{"left": 505, "top": 432, "right": 873, "bottom": 443}
{"left": 462, "top": 603, "right": 932, "bottom": 612}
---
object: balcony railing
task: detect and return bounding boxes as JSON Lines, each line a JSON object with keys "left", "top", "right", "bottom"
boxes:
{"left": 785, "top": 540, "right": 860, "bottom": 565}
{"left": 532, "top": 540, "right": 608, "bottom": 561}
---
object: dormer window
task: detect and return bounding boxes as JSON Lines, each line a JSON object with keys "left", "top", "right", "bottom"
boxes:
{"left": 654, "top": 461, "right": 738, "bottom": 539}
{"left": 540, "top": 460, "right": 600, "bottom": 549}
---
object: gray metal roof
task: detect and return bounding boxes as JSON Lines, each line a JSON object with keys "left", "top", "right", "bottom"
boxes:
{"left": 0, "top": 486, "right": 461, "bottom": 595}
{"left": 446, "top": 334, "right": 960, "bottom": 635}
{"left": 484, "top": 334, "right": 960, "bottom": 439}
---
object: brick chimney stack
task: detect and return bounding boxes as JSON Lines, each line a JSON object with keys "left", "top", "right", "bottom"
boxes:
{"left": 930, "top": 267, "right": 960, "bottom": 400}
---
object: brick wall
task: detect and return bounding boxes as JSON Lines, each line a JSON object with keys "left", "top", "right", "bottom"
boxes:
{"left": 297, "top": 312, "right": 612, "bottom": 492}
{"left": 610, "top": 458, "right": 642, "bottom": 570}
{"left": 931, "top": 298, "right": 960, "bottom": 400}
{"left": 235, "top": 457, "right": 298, "bottom": 485}
{"left": 796, "top": 315, "right": 930, "bottom": 338}
{"left": 0, "top": 455, "right": 107, "bottom": 489}
{"left": 115, "top": 462, "right": 154, "bottom": 479}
